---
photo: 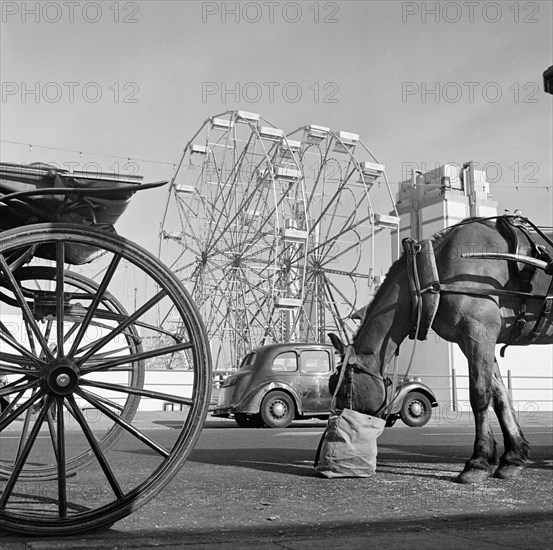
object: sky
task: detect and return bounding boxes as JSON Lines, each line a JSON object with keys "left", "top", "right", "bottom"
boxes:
{"left": 1, "top": 0, "right": 552, "bottom": 257}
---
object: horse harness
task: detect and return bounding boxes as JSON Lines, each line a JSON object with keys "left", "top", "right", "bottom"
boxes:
{"left": 333, "top": 344, "right": 392, "bottom": 418}
{"left": 402, "top": 215, "right": 553, "bottom": 352}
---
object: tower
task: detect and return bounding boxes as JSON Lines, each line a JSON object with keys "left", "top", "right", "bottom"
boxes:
{"left": 392, "top": 161, "right": 498, "bottom": 260}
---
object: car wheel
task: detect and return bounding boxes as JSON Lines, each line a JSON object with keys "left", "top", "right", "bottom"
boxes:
{"left": 235, "top": 413, "right": 264, "bottom": 428}
{"left": 400, "top": 392, "right": 432, "bottom": 427}
{"left": 260, "top": 391, "right": 295, "bottom": 428}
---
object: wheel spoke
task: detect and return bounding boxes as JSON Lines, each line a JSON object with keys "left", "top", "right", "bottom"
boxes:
{"left": 45, "top": 404, "right": 59, "bottom": 463}
{"left": 77, "top": 390, "right": 125, "bottom": 412}
{"left": 80, "top": 341, "right": 193, "bottom": 374}
{"left": 67, "top": 254, "right": 122, "bottom": 358}
{"left": 0, "top": 322, "right": 45, "bottom": 368}
{"left": 81, "top": 379, "right": 194, "bottom": 406}
{"left": 15, "top": 390, "right": 39, "bottom": 460}
{"left": 0, "top": 389, "right": 26, "bottom": 423}
{"left": 56, "top": 398, "right": 67, "bottom": 517}
{"left": 76, "top": 290, "right": 167, "bottom": 365}
{"left": 56, "top": 242, "right": 65, "bottom": 357}
{"left": 77, "top": 389, "right": 170, "bottom": 458}
{"left": 50, "top": 321, "right": 81, "bottom": 357}
{"left": 0, "top": 385, "right": 43, "bottom": 431}
{"left": 0, "top": 376, "right": 38, "bottom": 398}
{"left": 0, "top": 394, "right": 51, "bottom": 509}
{"left": 0, "top": 374, "right": 40, "bottom": 395}
{"left": 0, "top": 255, "right": 53, "bottom": 361}
{"left": 64, "top": 395, "right": 124, "bottom": 500}
{"left": 83, "top": 345, "right": 142, "bottom": 362}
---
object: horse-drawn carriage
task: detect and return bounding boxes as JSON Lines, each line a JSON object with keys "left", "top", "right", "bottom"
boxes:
{"left": 0, "top": 162, "right": 212, "bottom": 535}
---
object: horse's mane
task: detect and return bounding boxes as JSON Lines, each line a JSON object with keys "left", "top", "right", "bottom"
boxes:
{"left": 352, "top": 253, "right": 407, "bottom": 344}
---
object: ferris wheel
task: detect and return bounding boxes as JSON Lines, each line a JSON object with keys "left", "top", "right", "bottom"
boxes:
{"left": 159, "top": 110, "right": 398, "bottom": 369}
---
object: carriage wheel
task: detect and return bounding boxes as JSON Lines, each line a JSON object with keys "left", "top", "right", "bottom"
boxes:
{"left": 0, "top": 224, "right": 211, "bottom": 535}
{"left": 0, "top": 267, "right": 144, "bottom": 481}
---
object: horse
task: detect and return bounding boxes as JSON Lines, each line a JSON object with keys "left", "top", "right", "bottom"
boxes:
{"left": 330, "top": 215, "right": 553, "bottom": 484}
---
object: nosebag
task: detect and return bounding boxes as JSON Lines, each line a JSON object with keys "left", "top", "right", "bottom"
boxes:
{"left": 314, "top": 350, "right": 385, "bottom": 478}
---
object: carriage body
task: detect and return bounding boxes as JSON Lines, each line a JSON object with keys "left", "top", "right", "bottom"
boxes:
{"left": 0, "top": 162, "right": 141, "bottom": 263}
{"left": 0, "top": 163, "right": 212, "bottom": 535}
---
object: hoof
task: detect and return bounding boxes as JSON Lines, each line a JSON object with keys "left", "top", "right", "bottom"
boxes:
{"left": 456, "top": 468, "right": 492, "bottom": 484}
{"left": 493, "top": 464, "right": 524, "bottom": 479}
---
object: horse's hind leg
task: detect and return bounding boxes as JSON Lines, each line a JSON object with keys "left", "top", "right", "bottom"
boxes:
{"left": 457, "top": 337, "right": 498, "bottom": 484}
{"left": 491, "top": 358, "right": 529, "bottom": 479}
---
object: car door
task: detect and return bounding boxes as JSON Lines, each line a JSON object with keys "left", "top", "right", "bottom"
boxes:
{"left": 298, "top": 348, "right": 333, "bottom": 413}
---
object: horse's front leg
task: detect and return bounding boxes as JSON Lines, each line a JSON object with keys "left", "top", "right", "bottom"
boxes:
{"left": 491, "top": 359, "right": 529, "bottom": 479}
{"left": 458, "top": 335, "right": 498, "bottom": 484}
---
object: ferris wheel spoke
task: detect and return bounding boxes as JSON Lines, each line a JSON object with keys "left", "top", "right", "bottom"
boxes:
{"left": 323, "top": 281, "right": 351, "bottom": 338}
{"left": 204, "top": 292, "right": 233, "bottom": 335}
{"left": 173, "top": 255, "right": 204, "bottom": 278}
{"left": 323, "top": 273, "right": 357, "bottom": 310}
{"left": 205, "top": 183, "right": 263, "bottom": 256}
{"left": 204, "top": 144, "right": 252, "bottom": 252}
{"left": 159, "top": 111, "right": 396, "bottom": 364}
{"left": 304, "top": 142, "right": 332, "bottom": 210}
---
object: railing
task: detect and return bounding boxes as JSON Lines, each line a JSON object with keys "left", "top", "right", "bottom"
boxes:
{"left": 450, "top": 369, "right": 553, "bottom": 410}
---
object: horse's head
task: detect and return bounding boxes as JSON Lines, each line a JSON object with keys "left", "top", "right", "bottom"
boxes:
{"left": 328, "top": 333, "right": 388, "bottom": 417}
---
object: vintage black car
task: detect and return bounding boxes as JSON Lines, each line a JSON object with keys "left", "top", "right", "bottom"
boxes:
{"left": 212, "top": 342, "right": 438, "bottom": 428}
{"left": 0, "top": 374, "right": 9, "bottom": 412}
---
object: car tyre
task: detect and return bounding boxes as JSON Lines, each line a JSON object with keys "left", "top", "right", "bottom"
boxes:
{"left": 385, "top": 415, "right": 398, "bottom": 428}
{"left": 400, "top": 391, "right": 432, "bottom": 427}
{"left": 260, "top": 391, "right": 295, "bottom": 428}
{"left": 235, "top": 413, "right": 264, "bottom": 428}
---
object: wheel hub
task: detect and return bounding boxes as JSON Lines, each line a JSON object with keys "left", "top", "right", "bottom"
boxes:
{"left": 409, "top": 401, "right": 422, "bottom": 417}
{"left": 272, "top": 401, "right": 285, "bottom": 418}
{"left": 41, "top": 358, "right": 80, "bottom": 396}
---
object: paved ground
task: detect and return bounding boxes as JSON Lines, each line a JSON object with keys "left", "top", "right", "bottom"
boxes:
{"left": 1, "top": 412, "right": 552, "bottom": 549}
